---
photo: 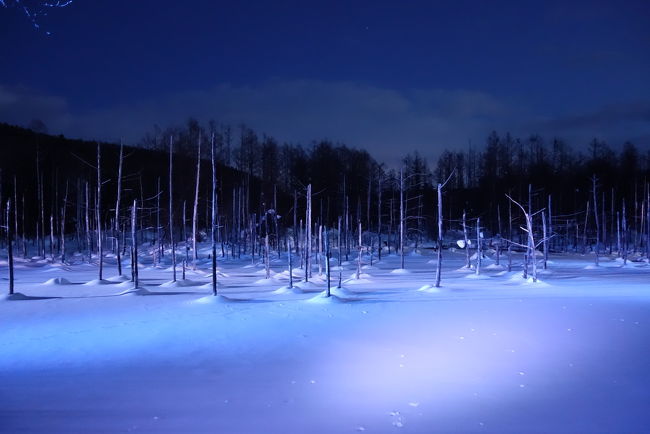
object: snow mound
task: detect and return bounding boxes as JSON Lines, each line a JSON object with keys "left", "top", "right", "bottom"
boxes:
{"left": 160, "top": 279, "right": 205, "bottom": 288}
{"left": 306, "top": 291, "right": 360, "bottom": 303}
{"left": 3, "top": 292, "right": 57, "bottom": 301}
{"left": 506, "top": 274, "right": 550, "bottom": 286}
{"left": 255, "top": 269, "right": 276, "bottom": 276}
{"left": 192, "top": 294, "right": 250, "bottom": 304}
{"left": 83, "top": 279, "right": 117, "bottom": 286}
{"left": 293, "top": 280, "right": 324, "bottom": 292}
{"left": 390, "top": 268, "right": 411, "bottom": 274}
{"left": 106, "top": 275, "right": 131, "bottom": 282}
{"left": 417, "top": 284, "right": 441, "bottom": 293}
{"left": 349, "top": 272, "right": 372, "bottom": 279}
{"left": 42, "top": 277, "right": 72, "bottom": 285}
{"left": 272, "top": 285, "right": 303, "bottom": 295}
{"left": 455, "top": 266, "right": 475, "bottom": 273}
{"left": 465, "top": 273, "right": 491, "bottom": 280}
{"left": 485, "top": 264, "right": 505, "bottom": 270}
{"left": 583, "top": 264, "right": 600, "bottom": 270}
{"left": 254, "top": 278, "right": 276, "bottom": 285}
{"left": 344, "top": 278, "right": 373, "bottom": 285}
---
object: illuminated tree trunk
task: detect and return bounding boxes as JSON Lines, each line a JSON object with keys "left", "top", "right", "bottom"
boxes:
{"left": 211, "top": 133, "right": 218, "bottom": 295}
{"left": 435, "top": 183, "right": 443, "bottom": 286}
{"left": 115, "top": 142, "right": 123, "bottom": 276}
{"left": 305, "top": 184, "right": 312, "bottom": 282}
{"left": 192, "top": 136, "right": 201, "bottom": 269}
{"left": 7, "top": 199, "right": 14, "bottom": 295}
{"left": 169, "top": 137, "right": 176, "bottom": 282}
{"left": 96, "top": 143, "right": 103, "bottom": 280}
{"left": 131, "top": 199, "right": 138, "bottom": 288}
{"left": 592, "top": 175, "right": 600, "bottom": 266}
{"left": 475, "top": 217, "right": 482, "bottom": 275}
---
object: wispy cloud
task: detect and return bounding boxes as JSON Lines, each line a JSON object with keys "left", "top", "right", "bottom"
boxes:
{"left": 1, "top": 80, "right": 648, "bottom": 164}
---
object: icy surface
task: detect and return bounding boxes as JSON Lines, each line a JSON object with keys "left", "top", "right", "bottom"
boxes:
{"left": 1, "top": 249, "right": 649, "bottom": 433}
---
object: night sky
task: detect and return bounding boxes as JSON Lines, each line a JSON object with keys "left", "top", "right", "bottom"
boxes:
{"left": 1, "top": 0, "right": 649, "bottom": 163}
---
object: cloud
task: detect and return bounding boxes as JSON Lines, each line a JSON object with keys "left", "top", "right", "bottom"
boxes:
{"left": 1, "top": 81, "right": 648, "bottom": 165}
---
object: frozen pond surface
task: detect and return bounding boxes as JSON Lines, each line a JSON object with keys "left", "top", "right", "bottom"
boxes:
{"left": 1, "top": 249, "right": 649, "bottom": 433}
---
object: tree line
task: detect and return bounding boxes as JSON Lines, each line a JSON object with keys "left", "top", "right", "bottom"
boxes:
{"left": 0, "top": 120, "right": 648, "bottom": 294}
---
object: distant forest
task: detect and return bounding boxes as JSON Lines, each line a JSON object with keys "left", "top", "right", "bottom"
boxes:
{"left": 0, "top": 120, "right": 649, "bottom": 257}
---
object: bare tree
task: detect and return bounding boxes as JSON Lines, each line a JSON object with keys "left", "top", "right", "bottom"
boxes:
{"left": 169, "top": 137, "right": 177, "bottom": 281}
{"left": 114, "top": 142, "right": 124, "bottom": 276}
{"left": 192, "top": 135, "right": 201, "bottom": 269}
{"left": 462, "top": 210, "right": 471, "bottom": 269}
{"left": 592, "top": 175, "right": 600, "bottom": 266}
{"left": 434, "top": 171, "right": 454, "bottom": 287}
{"left": 305, "top": 184, "right": 312, "bottom": 282}
{"left": 210, "top": 134, "right": 218, "bottom": 295}
{"left": 97, "top": 143, "right": 103, "bottom": 280}
{"left": 131, "top": 199, "right": 138, "bottom": 288}
{"left": 6, "top": 199, "right": 14, "bottom": 295}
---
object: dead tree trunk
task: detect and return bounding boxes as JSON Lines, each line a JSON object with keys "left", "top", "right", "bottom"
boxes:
{"left": 435, "top": 183, "right": 443, "bottom": 286}
{"left": 507, "top": 196, "right": 513, "bottom": 272}
{"left": 7, "top": 199, "right": 14, "bottom": 295}
{"left": 131, "top": 199, "right": 138, "bottom": 288}
{"left": 305, "top": 184, "right": 312, "bottom": 282}
{"left": 377, "top": 174, "right": 382, "bottom": 261}
{"left": 463, "top": 210, "right": 471, "bottom": 269}
{"left": 61, "top": 181, "right": 68, "bottom": 264}
{"left": 169, "top": 137, "right": 176, "bottom": 282}
{"left": 507, "top": 194, "right": 538, "bottom": 282}
{"left": 288, "top": 236, "right": 293, "bottom": 289}
{"left": 475, "top": 217, "right": 482, "bottom": 275}
{"left": 592, "top": 175, "right": 600, "bottom": 266}
{"left": 542, "top": 211, "right": 548, "bottom": 270}
{"left": 85, "top": 182, "right": 91, "bottom": 262}
{"left": 325, "top": 226, "right": 331, "bottom": 297}
{"left": 337, "top": 216, "right": 343, "bottom": 288}
{"left": 115, "top": 142, "right": 124, "bottom": 276}
{"left": 356, "top": 220, "right": 362, "bottom": 280}
{"left": 192, "top": 136, "right": 202, "bottom": 269}
{"left": 97, "top": 143, "right": 103, "bottom": 280}
{"left": 622, "top": 200, "right": 628, "bottom": 265}
{"left": 211, "top": 133, "right": 218, "bottom": 295}
{"left": 399, "top": 168, "right": 405, "bottom": 269}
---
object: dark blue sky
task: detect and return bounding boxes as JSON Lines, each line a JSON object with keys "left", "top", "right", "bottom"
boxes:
{"left": 1, "top": 0, "right": 649, "bottom": 163}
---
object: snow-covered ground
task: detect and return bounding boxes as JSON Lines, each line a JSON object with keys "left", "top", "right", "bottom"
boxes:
{"left": 1, "top": 248, "right": 649, "bottom": 433}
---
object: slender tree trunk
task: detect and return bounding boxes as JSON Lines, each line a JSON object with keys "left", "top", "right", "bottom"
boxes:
{"left": 592, "top": 175, "right": 600, "bottom": 266}
{"left": 356, "top": 220, "right": 362, "bottom": 280}
{"left": 169, "top": 137, "right": 176, "bottom": 281}
{"left": 192, "top": 136, "right": 202, "bottom": 269}
{"left": 49, "top": 214, "right": 54, "bottom": 259}
{"left": 325, "top": 226, "right": 331, "bottom": 297}
{"left": 435, "top": 183, "right": 443, "bottom": 287}
{"left": 399, "top": 168, "right": 405, "bottom": 269}
{"left": 475, "top": 217, "right": 481, "bottom": 275}
{"left": 288, "top": 236, "right": 293, "bottom": 289}
{"left": 211, "top": 134, "right": 218, "bottom": 295}
{"left": 583, "top": 201, "right": 590, "bottom": 254}
{"left": 377, "top": 174, "right": 382, "bottom": 261}
{"left": 622, "top": 200, "right": 628, "bottom": 265}
{"left": 115, "top": 142, "right": 123, "bottom": 276}
{"left": 507, "top": 197, "right": 512, "bottom": 272}
{"left": 463, "top": 210, "right": 471, "bottom": 268}
{"left": 305, "top": 184, "right": 312, "bottom": 282}
{"left": 542, "top": 211, "right": 548, "bottom": 270}
{"left": 337, "top": 216, "right": 342, "bottom": 288}
{"left": 131, "top": 199, "right": 138, "bottom": 288}
{"left": 61, "top": 181, "right": 68, "bottom": 263}
{"left": 7, "top": 199, "right": 14, "bottom": 295}
{"left": 97, "top": 143, "right": 103, "bottom": 280}
{"left": 318, "top": 224, "right": 323, "bottom": 276}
